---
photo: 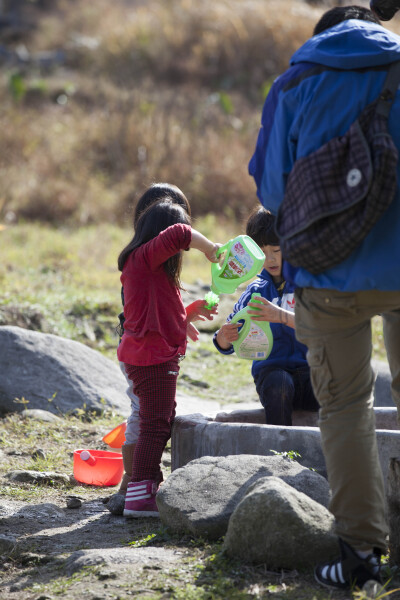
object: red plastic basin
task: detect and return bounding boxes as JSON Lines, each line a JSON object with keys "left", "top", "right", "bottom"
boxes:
{"left": 73, "top": 449, "right": 123, "bottom": 487}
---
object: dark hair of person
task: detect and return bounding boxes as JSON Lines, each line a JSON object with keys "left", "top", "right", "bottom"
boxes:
{"left": 118, "top": 200, "right": 191, "bottom": 288}
{"left": 245, "top": 206, "right": 280, "bottom": 247}
{"left": 133, "top": 183, "right": 191, "bottom": 228}
{"left": 313, "top": 6, "right": 380, "bottom": 36}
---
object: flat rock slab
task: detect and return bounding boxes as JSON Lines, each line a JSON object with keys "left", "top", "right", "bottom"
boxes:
{"left": 65, "top": 546, "right": 180, "bottom": 575}
{"left": 6, "top": 470, "right": 70, "bottom": 485}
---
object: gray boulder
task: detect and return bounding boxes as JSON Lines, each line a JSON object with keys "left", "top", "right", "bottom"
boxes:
{"left": 223, "top": 476, "right": 338, "bottom": 569}
{"left": 0, "top": 326, "right": 130, "bottom": 416}
{"left": 157, "top": 454, "right": 331, "bottom": 540}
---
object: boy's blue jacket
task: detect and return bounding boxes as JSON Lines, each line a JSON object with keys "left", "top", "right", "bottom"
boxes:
{"left": 249, "top": 20, "right": 400, "bottom": 292}
{"left": 212, "top": 269, "right": 308, "bottom": 379}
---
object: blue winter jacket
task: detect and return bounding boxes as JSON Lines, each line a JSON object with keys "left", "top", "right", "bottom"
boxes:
{"left": 212, "top": 270, "right": 308, "bottom": 379}
{"left": 249, "top": 20, "right": 400, "bottom": 292}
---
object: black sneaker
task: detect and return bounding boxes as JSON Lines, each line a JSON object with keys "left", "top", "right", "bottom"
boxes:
{"left": 314, "top": 538, "right": 382, "bottom": 590}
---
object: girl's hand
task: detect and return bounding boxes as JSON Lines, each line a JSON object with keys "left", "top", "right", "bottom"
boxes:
{"left": 205, "top": 243, "right": 222, "bottom": 263}
{"left": 216, "top": 322, "right": 240, "bottom": 349}
{"left": 187, "top": 322, "right": 200, "bottom": 342}
{"left": 190, "top": 229, "right": 221, "bottom": 262}
{"left": 186, "top": 299, "right": 219, "bottom": 323}
{"left": 247, "top": 297, "right": 295, "bottom": 328}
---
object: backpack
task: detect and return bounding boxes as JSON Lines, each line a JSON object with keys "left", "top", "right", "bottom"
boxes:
{"left": 275, "top": 61, "right": 400, "bottom": 275}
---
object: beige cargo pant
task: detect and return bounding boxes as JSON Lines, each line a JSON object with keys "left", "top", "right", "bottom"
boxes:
{"left": 294, "top": 287, "right": 400, "bottom": 552}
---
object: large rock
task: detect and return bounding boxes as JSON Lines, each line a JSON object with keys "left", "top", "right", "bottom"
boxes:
{"left": 223, "top": 476, "right": 338, "bottom": 569}
{"left": 157, "top": 454, "right": 331, "bottom": 540}
{"left": 0, "top": 326, "right": 130, "bottom": 417}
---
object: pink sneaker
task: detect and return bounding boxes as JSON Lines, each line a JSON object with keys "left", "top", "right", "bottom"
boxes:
{"left": 123, "top": 480, "right": 159, "bottom": 518}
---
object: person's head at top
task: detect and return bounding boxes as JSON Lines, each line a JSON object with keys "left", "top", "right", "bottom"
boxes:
{"left": 370, "top": 0, "right": 400, "bottom": 21}
{"left": 245, "top": 206, "right": 282, "bottom": 285}
{"left": 133, "top": 182, "right": 191, "bottom": 228}
{"left": 313, "top": 5, "right": 381, "bottom": 36}
{"left": 118, "top": 199, "right": 191, "bottom": 288}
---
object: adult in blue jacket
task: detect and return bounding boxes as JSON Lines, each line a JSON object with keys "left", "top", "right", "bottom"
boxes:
{"left": 249, "top": 5, "right": 400, "bottom": 590}
{"left": 213, "top": 206, "right": 319, "bottom": 425}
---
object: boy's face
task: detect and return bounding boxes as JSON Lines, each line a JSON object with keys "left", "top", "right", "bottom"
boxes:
{"left": 260, "top": 245, "right": 282, "bottom": 281}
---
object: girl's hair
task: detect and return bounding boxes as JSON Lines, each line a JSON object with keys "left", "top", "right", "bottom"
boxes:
{"left": 134, "top": 183, "right": 191, "bottom": 228}
{"left": 118, "top": 200, "right": 191, "bottom": 288}
{"left": 313, "top": 6, "right": 380, "bottom": 35}
{"left": 246, "top": 206, "right": 280, "bottom": 247}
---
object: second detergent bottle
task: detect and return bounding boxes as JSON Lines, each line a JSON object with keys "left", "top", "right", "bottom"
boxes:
{"left": 231, "top": 293, "right": 273, "bottom": 361}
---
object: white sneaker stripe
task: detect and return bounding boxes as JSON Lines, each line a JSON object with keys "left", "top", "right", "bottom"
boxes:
{"left": 329, "top": 565, "right": 338, "bottom": 583}
{"left": 127, "top": 484, "right": 147, "bottom": 492}
{"left": 126, "top": 489, "right": 150, "bottom": 497}
{"left": 126, "top": 493, "right": 151, "bottom": 500}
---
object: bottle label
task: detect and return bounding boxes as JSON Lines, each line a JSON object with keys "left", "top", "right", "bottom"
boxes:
{"left": 236, "top": 323, "right": 271, "bottom": 360}
{"left": 220, "top": 242, "right": 254, "bottom": 280}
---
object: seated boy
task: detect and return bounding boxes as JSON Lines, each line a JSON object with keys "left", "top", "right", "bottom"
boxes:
{"left": 213, "top": 206, "right": 319, "bottom": 425}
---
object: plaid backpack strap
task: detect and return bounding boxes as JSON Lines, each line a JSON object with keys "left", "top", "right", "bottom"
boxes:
{"left": 376, "top": 60, "right": 400, "bottom": 119}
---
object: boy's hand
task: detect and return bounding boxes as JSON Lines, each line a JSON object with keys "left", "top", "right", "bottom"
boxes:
{"left": 216, "top": 322, "right": 240, "bottom": 349}
{"left": 247, "top": 297, "right": 294, "bottom": 328}
{"left": 247, "top": 297, "right": 279, "bottom": 322}
{"left": 186, "top": 299, "right": 219, "bottom": 323}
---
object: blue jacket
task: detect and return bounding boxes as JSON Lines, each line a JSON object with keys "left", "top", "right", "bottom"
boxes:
{"left": 249, "top": 20, "right": 400, "bottom": 292}
{"left": 212, "top": 270, "right": 308, "bottom": 379}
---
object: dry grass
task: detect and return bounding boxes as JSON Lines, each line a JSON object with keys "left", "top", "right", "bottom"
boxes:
{"left": 1, "top": 0, "right": 400, "bottom": 225}
{"left": 0, "top": 0, "right": 325, "bottom": 225}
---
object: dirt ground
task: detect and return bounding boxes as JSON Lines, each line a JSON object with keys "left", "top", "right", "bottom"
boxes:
{"left": 0, "top": 490, "right": 201, "bottom": 600}
{"left": 0, "top": 455, "right": 358, "bottom": 600}
{"left": 1, "top": 397, "right": 399, "bottom": 599}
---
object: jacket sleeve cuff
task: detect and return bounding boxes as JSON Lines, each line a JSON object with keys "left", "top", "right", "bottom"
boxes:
{"left": 213, "top": 332, "right": 234, "bottom": 355}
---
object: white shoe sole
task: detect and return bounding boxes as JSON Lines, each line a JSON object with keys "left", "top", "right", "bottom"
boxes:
{"left": 123, "top": 509, "right": 159, "bottom": 518}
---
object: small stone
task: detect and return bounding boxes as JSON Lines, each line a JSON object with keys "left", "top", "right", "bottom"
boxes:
{"left": 362, "top": 579, "right": 385, "bottom": 598}
{"left": 105, "top": 493, "right": 125, "bottom": 515}
{"left": 32, "top": 449, "right": 46, "bottom": 460}
{"left": 21, "top": 409, "right": 62, "bottom": 423}
{"left": 97, "top": 570, "right": 117, "bottom": 580}
{"left": 66, "top": 497, "right": 82, "bottom": 509}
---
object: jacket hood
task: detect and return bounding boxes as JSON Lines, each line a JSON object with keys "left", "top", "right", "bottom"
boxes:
{"left": 291, "top": 19, "right": 400, "bottom": 69}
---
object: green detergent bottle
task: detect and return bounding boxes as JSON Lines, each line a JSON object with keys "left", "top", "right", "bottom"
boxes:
{"left": 231, "top": 293, "right": 273, "bottom": 361}
{"left": 210, "top": 235, "right": 265, "bottom": 295}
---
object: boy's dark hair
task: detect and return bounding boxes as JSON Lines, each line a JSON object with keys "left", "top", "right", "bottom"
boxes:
{"left": 118, "top": 200, "right": 191, "bottom": 288}
{"left": 313, "top": 6, "right": 380, "bottom": 35}
{"left": 134, "top": 183, "right": 191, "bottom": 227}
{"left": 246, "top": 206, "right": 280, "bottom": 247}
